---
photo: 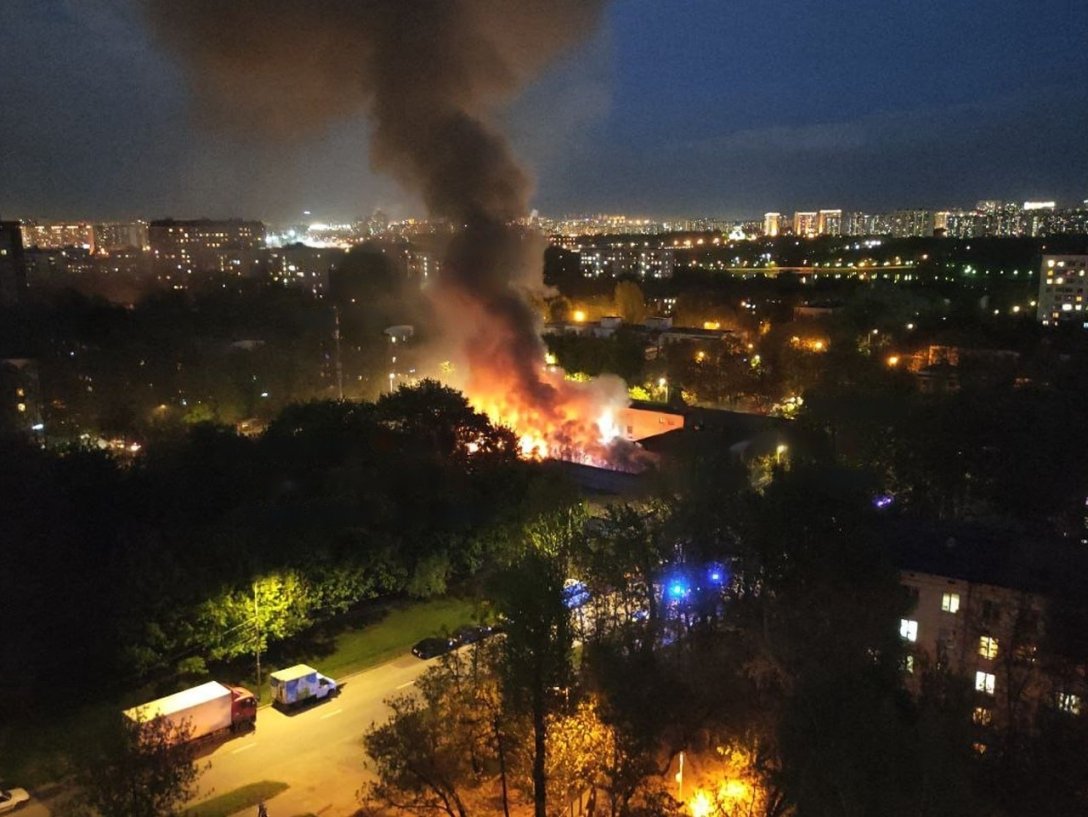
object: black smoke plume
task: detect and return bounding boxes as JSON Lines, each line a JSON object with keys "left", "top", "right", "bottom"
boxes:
{"left": 147, "top": 0, "right": 632, "bottom": 464}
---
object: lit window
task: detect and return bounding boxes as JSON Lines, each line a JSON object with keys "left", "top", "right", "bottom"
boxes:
{"left": 975, "top": 671, "right": 996, "bottom": 695}
{"left": 979, "top": 636, "right": 999, "bottom": 660}
{"left": 973, "top": 706, "right": 992, "bottom": 726}
{"left": 1058, "top": 693, "right": 1081, "bottom": 715}
{"left": 972, "top": 741, "right": 988, "bottom": 755}
{"left": 941, "top": 592, "right": 960, "bottom": 613}
{"left": 900, "top": 619, "right": 919, "bottom": 642}
{"left": 903, "top": 654, "right": 915, "bottom": 674}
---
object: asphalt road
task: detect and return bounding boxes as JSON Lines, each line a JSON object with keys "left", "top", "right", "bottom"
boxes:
{"left": 21, "top": 653, "right": 432, "bottom": 817}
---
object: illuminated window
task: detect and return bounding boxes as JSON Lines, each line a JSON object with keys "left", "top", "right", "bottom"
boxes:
{"left": 941, "top": 592, "right": 960, "bottom": 613}
{"left": 973, "top": 706, "right": 992, "bottom": 726}
{"left": 900, "top": 619, "right": 918, "bottom": 642}
{"left": 1058, "top": 693, "right": 1081, "bottom": 715}
{"left": 975, "top": 671, "right": 996, "bottom": 695}
{"left": 972, "top": 741, "right": 988, "bottom": 755}
{"left": 903, "top": 654, "right": 915, "bottom": 674}
{"left": 979, "top": 636, "right": 999, "bottom": 660}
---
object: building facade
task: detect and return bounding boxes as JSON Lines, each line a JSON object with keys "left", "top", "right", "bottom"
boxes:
{"left": 578, "top": 245, "right": 675, "bottom": 279}
{"left": 20, "top": 221, "right": 95, "bottom": 251}
{"left": 896, "top": 528, "right": 1088, "bottom": 749}
{"left": 792, "top": 211, "right": 818, "bottom": 237}
{"left": 817, "top": 209, "right": 842, "bottom": 236}
{"left": 0, "top": 221, "right": 28, "bottom": 304}
{"left": 1037, "top": 255, "right": 1088, "bottom": 327}
{"left": 94, "top": 221, "right": 148, "bottom": 252}
{"left": 889, "top": 209, "right": 935, "bottom": 237}
{"left": 148, "top": 218, "right": 265, "bottom": 280}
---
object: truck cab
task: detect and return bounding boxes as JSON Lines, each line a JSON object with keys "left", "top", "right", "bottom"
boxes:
{"left": 228, "top": 685, "right": 258, "bottom": 730}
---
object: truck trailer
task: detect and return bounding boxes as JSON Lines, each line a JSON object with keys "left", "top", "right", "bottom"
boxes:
{"left": 123, "top": 681, "right": 257, "bottom": 743}
{"left": 269, "top": 664, "right": 338, "bottom": 708}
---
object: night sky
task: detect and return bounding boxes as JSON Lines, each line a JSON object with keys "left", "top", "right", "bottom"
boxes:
{"left": 2, "top": 0, "right": 1086, "bottom": 223}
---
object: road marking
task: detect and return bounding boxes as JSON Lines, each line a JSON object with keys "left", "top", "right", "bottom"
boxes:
{"left": 395, "top": 680, "right": 415, "bottom": 689}
{"left": 320, "top": 708, "right": 344, "bottom": 720}
{"left": 231, "top": 743, "right": 257, "bottom": 754}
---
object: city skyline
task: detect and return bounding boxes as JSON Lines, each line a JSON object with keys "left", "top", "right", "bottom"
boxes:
{"left": 2, "top": 0, "right": 1086, "bottom": 223}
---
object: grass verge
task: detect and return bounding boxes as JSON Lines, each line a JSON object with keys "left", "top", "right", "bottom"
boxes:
{"left": 184, "top": 780, "right": 288, "bottom": 817}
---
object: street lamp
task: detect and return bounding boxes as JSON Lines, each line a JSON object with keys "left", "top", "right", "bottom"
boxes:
{"left": 253, "top": 583, "right": 262, "bottom": 701}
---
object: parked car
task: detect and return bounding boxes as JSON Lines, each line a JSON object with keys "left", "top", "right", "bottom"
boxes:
{"left": 0, "top": 788, "right": 29, "bottom": 814}
{"left": 411, "top": 636, "right": 456, "bottom": 660}
{"left": 454, "top": 624, "right": 494, "bottom": 646}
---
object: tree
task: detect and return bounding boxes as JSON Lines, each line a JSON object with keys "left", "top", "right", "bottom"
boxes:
{"left": 613, "top": 281, "right": 647, "bottom": 325}
{"left": 362, "top": 645, "right": 506, "bottom": 817}
{"left": 66, "top": 712, "right": 204, "bottom": 817}
{"left": 492, "top": 548, "right": 574, "bottom": 817}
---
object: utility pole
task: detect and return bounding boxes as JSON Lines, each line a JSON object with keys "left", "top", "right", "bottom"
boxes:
{"left": 333, "top": 305, "right": 344, "bottom": 400}
{"left": 254, "top": 583, "right": 262, "bottom": 700}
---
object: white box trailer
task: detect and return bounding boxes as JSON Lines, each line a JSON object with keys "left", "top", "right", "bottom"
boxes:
{"left": 123, "top": 681, "right": 239, "bottom": 742}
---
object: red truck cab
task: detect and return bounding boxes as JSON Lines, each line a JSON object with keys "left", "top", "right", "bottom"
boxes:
{"left": 229, "top": 685, "right": 258, "bottom": 731}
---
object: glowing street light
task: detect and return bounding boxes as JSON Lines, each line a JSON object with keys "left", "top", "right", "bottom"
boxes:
{"left": 572, "top": 309, "right": 587, "bottom": 323}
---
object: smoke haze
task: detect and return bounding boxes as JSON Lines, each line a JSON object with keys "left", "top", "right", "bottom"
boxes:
{"left": 147, "top": 0, "right": 635, "bottom": 465}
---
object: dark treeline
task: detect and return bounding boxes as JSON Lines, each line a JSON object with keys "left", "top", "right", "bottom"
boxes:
{"left": 0, "top": 381, "right": 552, "bottom": 716}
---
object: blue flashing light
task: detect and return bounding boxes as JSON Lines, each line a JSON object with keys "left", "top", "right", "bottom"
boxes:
{"left": 873, "top": 493, "right": 894, "bottom": 509}
{"left": 668, "top": 582, "right": 689, "bottom": 599}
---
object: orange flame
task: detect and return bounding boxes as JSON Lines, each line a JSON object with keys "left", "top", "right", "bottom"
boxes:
{"left": 466, "top": 365, "right": 633, "bottom": 468}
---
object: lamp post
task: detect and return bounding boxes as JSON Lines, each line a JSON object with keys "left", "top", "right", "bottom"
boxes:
{"left": 253, "top": 583, "right": 262, "bottom": 701}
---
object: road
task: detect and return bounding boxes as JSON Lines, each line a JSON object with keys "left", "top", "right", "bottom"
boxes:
{"left": 22, "top": 654, "right": 431, "bottom": 817}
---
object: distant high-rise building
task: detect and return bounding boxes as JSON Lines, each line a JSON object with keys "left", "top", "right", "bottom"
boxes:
{"left": 20, "top": 221, "right": 95, "bottom": 251}
{"left": 0, "top": 221, "right": 28, "bottom": 304}
{"left": 267, "top": 244, "right": 344, "bottom": 295}
{"left": 843, "top": 212, "right": 890, "bottom": 236}
{"left": 943, "top": 210, "right": 984, "bottom": 238}
{"left": 792, "top": 211, "right": 818, "bottom": 237}
{"left": 976, "top": 200, "right": 1024, "bottom": 236}
{"left": 1021, "top": 202, "right": 1056, "bottom": 237}
{"left": 148, "top": 218, "right": 265, "bottom": 280}
{"left": 763, "top": 212, "right": 782, "bottom": 237}
{"left": 94, "top": 221, "right": 148, "bottom": 252}
{"left": 817, "top": 209, "right": 842, "bottom": 236}
{"left": 1038, "top": 255, "right": 1088, "bottom": 327}
{"left": 889, "top": 209, "right": 935, "bottom": 238}
{"left": 578, "top": 244, "right": 675, "bottom": 279}
{"left": 405, "top": 249, "right": 441, "bottom": 282}
{"left": 0, "top": 358, "right": 43, "bottom": 436}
